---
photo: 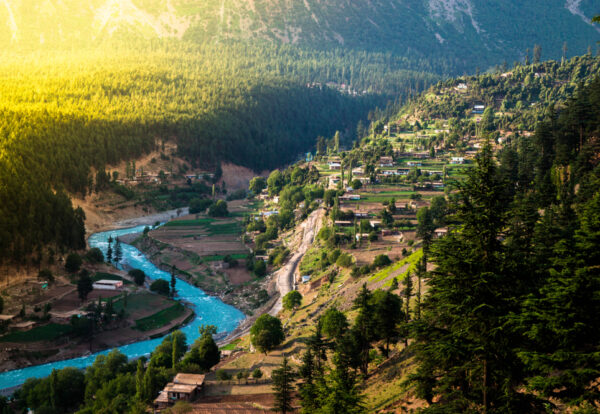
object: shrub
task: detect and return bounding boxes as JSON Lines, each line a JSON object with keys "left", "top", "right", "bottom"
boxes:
{"left": 223, "top": 255, "right": 238, "bottom": 268}
{"left": 113, "top": 183, "right": 135, "bottom": 200}
{"left": 128, "top": 269, "right": 146, "bottom": 286}
{"left": 351, "top": 179, "right": 362, "bottom": 190}
{"left": 226, "top": 189, "right": 247, "bottom": 201}
{"left": 150, "top": 279, "right": 170, "bottom": 296}
{"left": 328, "top": 249, "right": 341, "bottom": 263}
{"left": 208, "top": 200, "right": 228, "bottom": 217}
{"left": 216, "top": 369, "right": 231, "bottom": 381}
{"left": 85, "top": 248, "right": 104, "bottom": 263}
{"left": 282, "top": 291, "right": 302, "bottom": 311}
{"left": 252, "top": 368, "right": 263, "bottom": 379}
{"left": 253, "top": 260, "right": 267, "bottom": 277}
{"left": 38, "top": 269, "right": 54, "bottom": 283}
{"left": 189, "top": 198, "right": 212, "bottom": 214}
{"left": 65, "top": 253, "right": 82, "bottom": 273}
{"left": 373, "top": 254, "right": 391, "bottom": 268}
{"left": 335, "top": 253, "right": 353, "bottom": 268}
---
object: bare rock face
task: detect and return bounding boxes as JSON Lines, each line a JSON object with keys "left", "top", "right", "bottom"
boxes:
{"left": 1, "top": 0, "right": 598, "bottom": 68}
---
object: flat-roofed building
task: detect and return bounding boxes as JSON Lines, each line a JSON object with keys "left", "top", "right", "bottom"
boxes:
{"left": 92, "top": 279, "right": 123, "bottom": 291}
{"left": 154, "top": 374, "right": 205, "bottom": 411}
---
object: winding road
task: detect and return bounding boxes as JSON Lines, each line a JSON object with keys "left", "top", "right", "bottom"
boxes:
{"left": 221, "top": 208, "right": 324, "bottom": 343}
{"left": 269, "top": 208, "right": 323, "bottom": 316}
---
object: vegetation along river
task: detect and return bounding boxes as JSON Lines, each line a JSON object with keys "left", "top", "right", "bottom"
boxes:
{"left": 0, "top": 225, "right": 245, "bottom": 390}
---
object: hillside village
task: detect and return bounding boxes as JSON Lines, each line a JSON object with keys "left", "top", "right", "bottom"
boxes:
{"left": 2, "top": 53, "right": 600, "bottom": 413}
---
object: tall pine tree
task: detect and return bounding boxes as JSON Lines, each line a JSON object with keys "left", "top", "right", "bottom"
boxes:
{"left": 408, "top": 143, "right": 537, "bottom": 412}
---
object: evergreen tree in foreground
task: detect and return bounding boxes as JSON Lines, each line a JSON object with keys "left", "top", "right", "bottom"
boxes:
{"left": 517, "top": 190, "right": 600, "bottom": 408}
{"left": 407, "top": 143, "right": 541, "bottom": 412}
{"left": 272, "top": 356, "right": 296, "bottom": 414}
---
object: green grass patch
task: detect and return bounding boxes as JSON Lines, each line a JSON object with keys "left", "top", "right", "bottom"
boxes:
{"left": 368, "top": 249, "right": 423, "bottom": 284}
{"left": 220, "top": 338, "right": 242, "bottom": 351}
{"left": 134, "top": 303, "right": 186, "bottom": 331}
{"left": 299, "top": 247, "right": 324, "bottom": 276}
{"left": 113, "top": 292, "right": 162, "bottom": 312}
{"left": 0, "top": 323, "right": 72, "bottom": 343}
{"left": 355, "top": 192, "right": 415, "bottom": 203}
{"left": 207, "top": 221, "right": 241, "bottom": 235}
{"left": 201, "top": 253, "right": 249, "bottom": 262}
{"left": 164, "top": 218, "right": 215, "bottom": 227}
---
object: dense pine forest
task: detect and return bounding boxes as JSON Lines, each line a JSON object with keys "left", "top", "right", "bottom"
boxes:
{"left": 0, "top": 41, "right": 442, "bottom": 265}
{"left": 402, "top": 54, "right": 600, "bottom": 131}
{"left": 404, "top": 75, "right": 600, "bottom": 412}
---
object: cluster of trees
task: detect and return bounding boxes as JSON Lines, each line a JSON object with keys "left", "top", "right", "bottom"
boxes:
{"left": 246, "top": 165, "right": 323, "bottom": 257}
{"left": 14, "top": 327, "right": 220, "bottom": 413}
{"left": 271, "top": 284, "right": 409, "bottom": 413}
{"left": 288, "top": 61, "right": 600, "bottom": 413}
{"left": 405, "top": 72, "right": 600, "bottom": 412}
{"left": 403, "top": 55, "right": 600, "bottom": 142}
{"left": 0, "top": 33, "right": 447, "bottom": 266}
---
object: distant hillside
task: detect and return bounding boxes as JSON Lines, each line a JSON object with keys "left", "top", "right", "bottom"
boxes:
{"left": 1, "top": 0, "right": 599, "bottom": 72}
{"left": 394, "top": 54, "right": 600, "bottom": 133}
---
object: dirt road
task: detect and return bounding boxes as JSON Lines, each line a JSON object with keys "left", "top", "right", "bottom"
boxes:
{"left": 269, "top": 208, "right": 323, "bottom": 316}
{"left": 221, "top": 208, "right": 324, "bottom": 343}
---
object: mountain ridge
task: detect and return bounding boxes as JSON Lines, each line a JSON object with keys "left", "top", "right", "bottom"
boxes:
{"left": 2, "top": 0, "right": 599, "bottom": 72}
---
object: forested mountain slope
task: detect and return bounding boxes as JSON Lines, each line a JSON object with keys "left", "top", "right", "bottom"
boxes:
{"left": 1, "top": 0, "right": 598, "bottom": 71}
{"left": 0, "top": 42, "right": 441, "bottom": 265}
{"left": 396, "top": 54, "right": 600, "bottom": 132}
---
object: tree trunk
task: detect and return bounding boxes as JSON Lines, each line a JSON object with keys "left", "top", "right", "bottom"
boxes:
{"left": 482, "top": 358, "right": 488, "bottom": 414}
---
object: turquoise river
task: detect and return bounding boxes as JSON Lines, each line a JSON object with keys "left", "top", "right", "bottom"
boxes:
{"left": 0, "top": 224, "right": 245, "bottom": 390}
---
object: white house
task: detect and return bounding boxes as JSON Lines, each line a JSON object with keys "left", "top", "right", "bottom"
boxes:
{"left": 379, "top": 156, "right": 394, "bottom": 167}
{"left": 472, "top": 104, "right": 485, "bottom": 114}
{"left": 434, "top": 228, "right": 448, "bottom": 238}
{"left": 450, "top": 157, "right": 464, "bottom": 164}
{"left": 92, "top": 280, "right": 123, "bottom": 291}
{"left": 261, "top": 210, "right": 279, "bottom": 217}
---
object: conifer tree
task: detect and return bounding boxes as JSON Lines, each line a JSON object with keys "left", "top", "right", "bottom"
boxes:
{"left": 50, "top": 368, "right": 58, "bottom": 410}
{"left": 402, "top": 272, "right": 413, "bottom": 346}
{"left": 106, "top": 236, "right": 113, "bottom": 263}
{"left": 320, "top": 350, "right": 366, "bottom": 414}
{"left": 518, "top": 192, "right": 600, "bottom": 407}
{"left": 272, "top": 356, "right": 296, "bottom": 414}
{"left": 113, "top": 237, "right": 122, "bottom": 264}
{"left": 170, "top": 266, "right": 177, "bottom": 297}
{"left": 298, "top": 349, "right": 320, "bottom": 414}
{"left": 135, "top": 359, "right": 144, "bottom": 401}
{"left": 307, "top": 323, "right": 329, "bottom": 372}
{"left": 408, "top": 144, "right": 533, "bottom": 412}
{"left": 372, "top": 289, "right": 403, "bottom": 356}
{"left": 351, "top": 283, "right": 375, "bottom": 376}
{"left": 172, "top": 333, "right": 179, "bottom": 369}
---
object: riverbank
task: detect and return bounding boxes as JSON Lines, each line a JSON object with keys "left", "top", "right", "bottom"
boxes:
{"left": 0, "top": 302, "right": 194, "bottom": 373}
{"left": 0, "top": 224, "right": 244, "bottom": 390}
{"left": 131, "top": 234, "right": 273, "bottom": 315}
